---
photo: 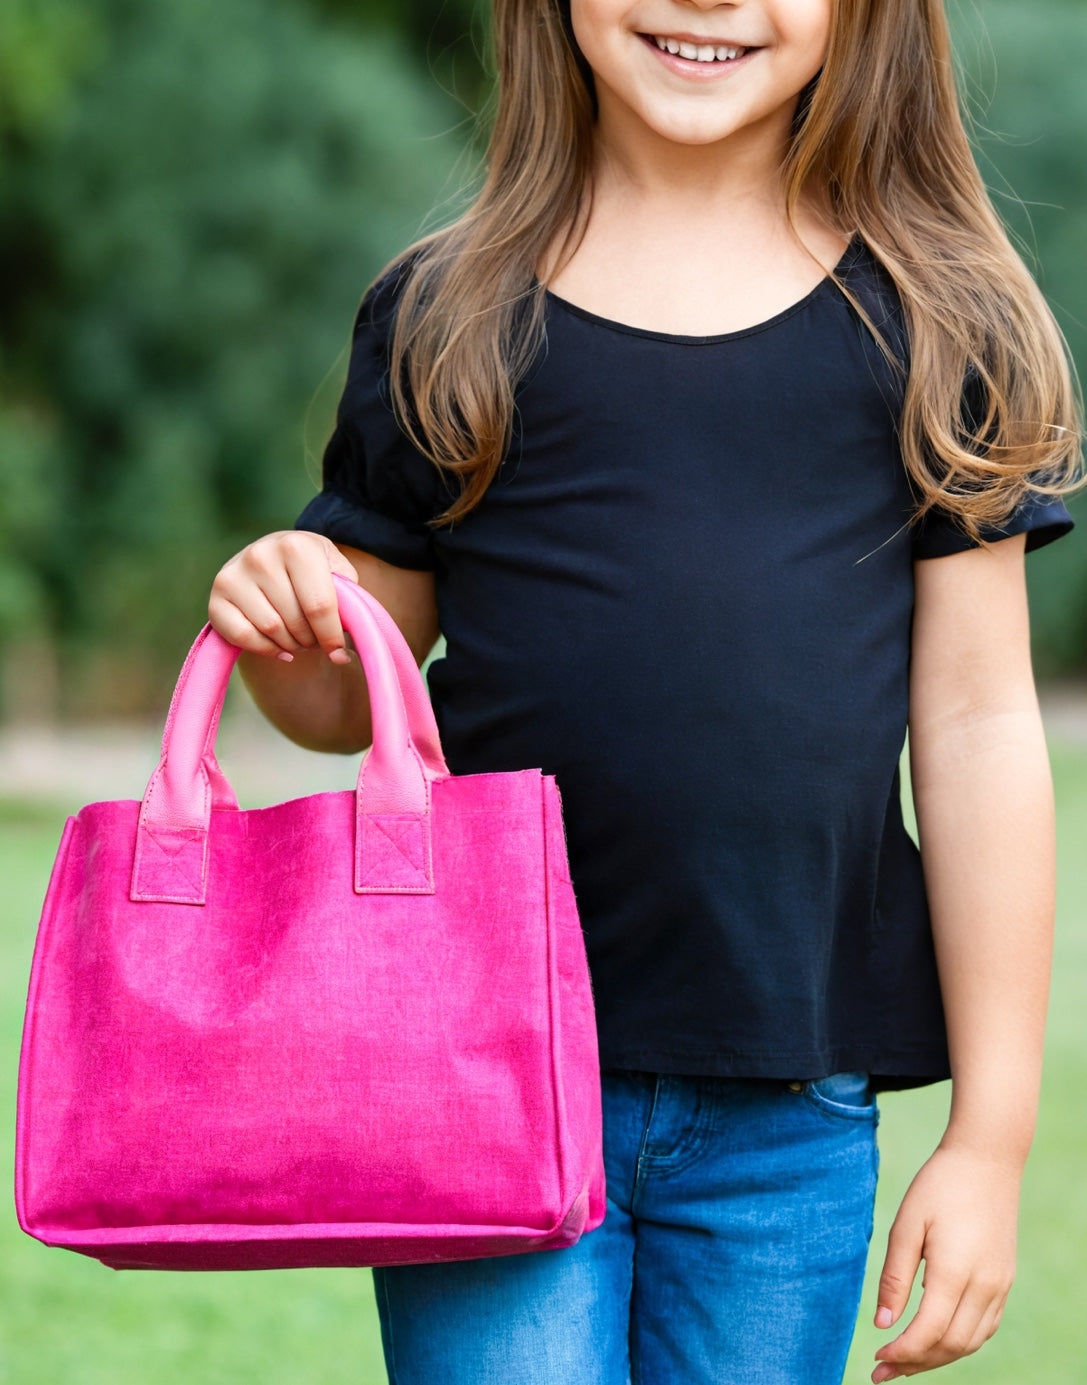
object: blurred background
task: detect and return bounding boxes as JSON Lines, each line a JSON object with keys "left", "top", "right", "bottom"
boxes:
{"left": 0, "top": 0, "right": 490, "bottom": 721}
{"left": 1, "top": 1, "right": 1086, "bottom": 1382}
{"left": 1, "top": 0, "right": 1086, "bottom": 722}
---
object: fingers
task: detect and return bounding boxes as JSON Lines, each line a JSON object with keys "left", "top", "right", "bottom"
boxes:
{"left": 280, "top": 537, "right": 354, "bottom": 661}
{"left": 208, "top": 596, "right": 299, "bottom": 662}
{"left": 872, "top": 1144, "right": 1020, "bottom": 1379}
{"left": 873, "top": 1275, "right": 1010, "bottom": 1380}
{"left": 872, "top": 1279, "right": 957, "bottom": 1382}
{"left": 209, "top": 531, "right": 357, "bottom": 662}
{"left": 874, "top": 1207, "right": 924, "bottom": 1333}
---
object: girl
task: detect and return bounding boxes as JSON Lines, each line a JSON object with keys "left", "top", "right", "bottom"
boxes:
{"left": 209, "top": 1, "right": 1081, "bottom": 1381}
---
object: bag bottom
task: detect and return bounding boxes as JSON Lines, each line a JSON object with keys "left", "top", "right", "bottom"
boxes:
{"left": 25, "top": 1189, "right": 597, "bottom": 1271}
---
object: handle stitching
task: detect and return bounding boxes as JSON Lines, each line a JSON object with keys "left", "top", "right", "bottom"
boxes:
{"left": 356, "top": 813, "right": 433, "bottom": 891}
{"left": 131, "top": 763, "right": 211, "bottom": 903}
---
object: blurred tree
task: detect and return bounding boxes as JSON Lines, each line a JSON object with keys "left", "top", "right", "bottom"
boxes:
{"left": 0, "top": 0, "right": 1085, "bottom": 719}
{"left": 307, "top": 0, "right": 489, "bottom": 117}
{"left": 0, "top": 0, "right": 467, "bottom": 715}
{"left": 950, "top": 0, "right": 1087, "bottom": 674}
{"left": 0, "top": 0, "right": 104, "bottom": 713}
{"left": 0, "top": 0, "right": 102, "bottom": 147}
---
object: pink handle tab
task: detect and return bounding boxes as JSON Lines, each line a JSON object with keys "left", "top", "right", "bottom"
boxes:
{"left": 131, "top": 576, "right": 448, "bottom": 904}
{"left": 335, "top": 579, "right": 442, "bottom": 897}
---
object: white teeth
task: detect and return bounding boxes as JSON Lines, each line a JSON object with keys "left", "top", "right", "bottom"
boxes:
{"left": 653, "top": 36, "right": 746, "bottom": 62}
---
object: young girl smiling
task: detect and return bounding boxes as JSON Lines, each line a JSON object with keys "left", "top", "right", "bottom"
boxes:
{"left": 209, "top": 1, "right": 1081, "bottom": 1380}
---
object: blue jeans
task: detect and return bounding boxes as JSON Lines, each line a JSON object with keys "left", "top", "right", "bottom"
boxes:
{"left": 374, "top": 1070, "right": 879, "bottom": 1384}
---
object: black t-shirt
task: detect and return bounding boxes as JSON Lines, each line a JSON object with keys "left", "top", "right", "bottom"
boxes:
{"left": 296, "top": 240, "right": 1073, "bottom": 1090}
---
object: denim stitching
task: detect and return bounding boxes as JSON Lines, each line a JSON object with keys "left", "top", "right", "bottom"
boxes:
{"left": 631, "top": 1076, "right": 662, "bottom": 1208}
{"left": 867, "top": 1115, "right": 882, "bottom": 1241}
{"left": 374, "top": 1271, "right": 398, "bottom": 1385}
{"left": 633, "top": 1079, "right": 714, "bottom": 1182}
{"left": 627, "top": 1225, "right": 640, "bottom": 1385}
{"left": 801, "top": 1083, "right": 879, "bottom": 1125}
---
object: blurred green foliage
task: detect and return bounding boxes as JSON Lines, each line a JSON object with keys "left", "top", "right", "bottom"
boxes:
{"left": 308, "top": 0, "right": 489, "bottom": 113}
{"left": 0, "top": 0, "right": 468, "bottom": 713}
{"left": 0, "top": 0, "right": 1084, "bottom": 715}
{"left": 0, "top": 0, "right": 102, "bottom": 143}
{"left": 949, "top": 0, "right": 1087, "bottom": 672}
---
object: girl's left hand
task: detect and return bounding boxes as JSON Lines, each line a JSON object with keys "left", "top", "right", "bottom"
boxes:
{"left": 871, "top": 1144, "right": 1022, "bottom": 1380}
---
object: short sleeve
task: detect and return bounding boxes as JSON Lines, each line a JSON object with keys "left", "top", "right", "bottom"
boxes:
{"left": 911, "top": 489, "right": 1075, "bottom": 559}
{"left": 294, "top": 265, "right": 454, "bottom": 572}
{"left": 911, "top": 368, "right": 1076, "bottom": 559}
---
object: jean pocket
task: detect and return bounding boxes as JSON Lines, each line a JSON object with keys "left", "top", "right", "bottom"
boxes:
{"left": 802, "top": 1070, "right": 878, "bottom": 1122}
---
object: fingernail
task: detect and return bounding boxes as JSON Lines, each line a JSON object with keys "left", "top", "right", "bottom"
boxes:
{"left": 328, "top": 648, "right": 351, "bottom": 665}
{"left": 875, "top": 1306, "right": 894, "bottom": 1329}
{"left": 277, "top": 652, "right": 295, "bottom": 663}
{"left": 872, "top": 1369, "right": 896, "bottom": 1384}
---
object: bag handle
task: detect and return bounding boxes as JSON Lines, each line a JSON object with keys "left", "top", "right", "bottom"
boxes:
{"left": 131, "top": 576, "right": 449, "bottom": 905}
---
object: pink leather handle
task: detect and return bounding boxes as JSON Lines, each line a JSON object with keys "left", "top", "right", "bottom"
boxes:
{"left": 352, "top": 580, "right": 446, "bottom": 778}
{"left": 154, "top": 580, "right": 445, "bottom": 807}
{"left": 131, "top": 577, "right": 448, "bottom": 905}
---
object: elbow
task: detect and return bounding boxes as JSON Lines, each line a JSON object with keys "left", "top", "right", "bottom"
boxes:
{"left": 291, "top": 728, "right": 373, "bottom": 756}
{"left": 277, "top": 708, "right": 373, "bottom": 756}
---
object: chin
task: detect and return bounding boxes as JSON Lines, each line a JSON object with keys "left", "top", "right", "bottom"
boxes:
{"left": 646, "top": 114, "right": 745, "bottom": 146}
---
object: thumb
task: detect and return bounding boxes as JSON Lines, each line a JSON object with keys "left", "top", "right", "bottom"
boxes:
{"left": 876, "top": 1209, "right": 924, "bottom": 1329}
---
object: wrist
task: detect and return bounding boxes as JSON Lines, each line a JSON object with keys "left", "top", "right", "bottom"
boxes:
{"left": 938, "top": 1109, "right": 1036, "bottom": 1173}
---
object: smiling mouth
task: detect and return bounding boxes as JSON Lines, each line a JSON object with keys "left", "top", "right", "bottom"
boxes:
{"left": 643, "top": 34, "right": 753, "bottom": 63}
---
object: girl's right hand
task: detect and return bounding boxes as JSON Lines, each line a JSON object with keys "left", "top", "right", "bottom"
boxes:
{"left": 209, "top": 530, "right": 361, "bottom": 666}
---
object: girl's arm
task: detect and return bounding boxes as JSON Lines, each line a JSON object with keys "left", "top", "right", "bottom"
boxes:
{"left": 209, "top": 531, "right": 441, "bottom": 753}
{"left": 871, "top": 532, "right": 1053, "bottom": 1382}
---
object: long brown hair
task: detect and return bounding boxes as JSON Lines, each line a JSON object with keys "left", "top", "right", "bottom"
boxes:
{"left": 388, "top": 0, "right": 1082, "bottom": 537}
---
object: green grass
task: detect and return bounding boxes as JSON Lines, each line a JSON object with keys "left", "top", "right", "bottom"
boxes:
{"left": 3, "top": 749, "right": 1087, "bottom": 1383}
{"left": 844, "top": 741, "right": 1087, "bottom": 1385}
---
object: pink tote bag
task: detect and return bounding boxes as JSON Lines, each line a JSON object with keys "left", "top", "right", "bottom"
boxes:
{"left": 15, "top": 576, "right": 605, "bottom": 1271}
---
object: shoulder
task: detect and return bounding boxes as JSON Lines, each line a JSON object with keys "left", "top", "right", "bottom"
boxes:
{"left": 339, "top": 247, "right": 439, "bottom": 420}
{"left": 834, "top": 237, "right": 911, "bottom": 371}
{"left": 352, "top": 249, "right": 426, "bottom": 345}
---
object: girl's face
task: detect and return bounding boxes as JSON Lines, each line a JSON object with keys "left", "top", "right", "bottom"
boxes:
{"left": 568, "top": 0, "right": 833, "bottom": 153}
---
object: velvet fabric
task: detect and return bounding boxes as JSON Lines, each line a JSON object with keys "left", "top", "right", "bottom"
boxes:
{"left": 16, "top": 578, "right": 605, "bottom": 1271}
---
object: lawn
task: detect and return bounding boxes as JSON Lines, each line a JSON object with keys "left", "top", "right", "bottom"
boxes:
{"left": 2, "top": 744, "right": 1086, "bottom": 1384}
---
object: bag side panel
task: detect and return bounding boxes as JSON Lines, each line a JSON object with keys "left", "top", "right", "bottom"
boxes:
{"left": 16, "top": 814, "right": 79, "bottom": 1233}
{"left": 543, "top": 776, "right": 606, "bottom": 1239}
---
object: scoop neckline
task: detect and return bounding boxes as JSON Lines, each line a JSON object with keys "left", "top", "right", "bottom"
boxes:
{"left": 541, "top": 235, "right": 863, "bottom": 345}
